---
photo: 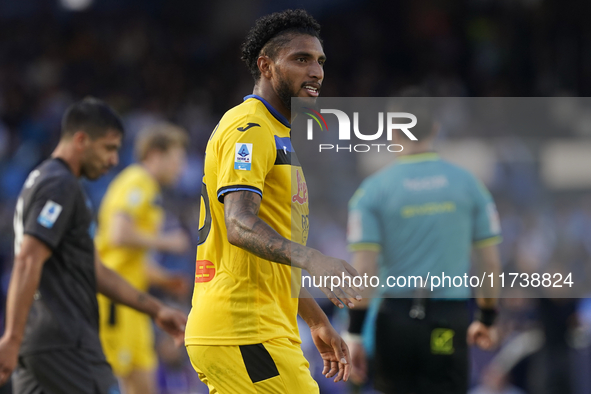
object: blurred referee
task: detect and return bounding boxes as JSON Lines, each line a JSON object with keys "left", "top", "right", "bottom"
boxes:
{"left": 345, "top": 109, "right": 502, "bottom": 394}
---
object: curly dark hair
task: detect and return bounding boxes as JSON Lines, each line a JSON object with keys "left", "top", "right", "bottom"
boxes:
{"left": 241, "top": 9, "right": 322, "bottom": 81}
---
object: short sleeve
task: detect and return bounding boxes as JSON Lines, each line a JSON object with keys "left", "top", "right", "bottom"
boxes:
{"left": 471, "top": 178, "right": 502, "bottom": 247}
{"left": 215, "top": 118, "right": 277, "bottom": 203}
{"left": 347, "top": 181, "right": 383, "bottom": 252}
{"left": 23, "top": 177, "right": 78, "bottom": 250}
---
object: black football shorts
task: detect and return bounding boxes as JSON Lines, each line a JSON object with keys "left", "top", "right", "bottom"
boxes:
{"left": 12, "top": 348, "right": 119, "bottom": 394}
{"left": 373, "top": 298, "right": 470, "bottom": 394}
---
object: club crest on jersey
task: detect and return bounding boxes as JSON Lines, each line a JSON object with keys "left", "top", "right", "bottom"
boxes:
{"left": 37, "top": 200, "right": 63, "bottom": 228}
{"left": 235, "top": 143, "right": 253, "bottom": 171}
{"left": 292, "top": 169, "right": 308, "bottom": 204}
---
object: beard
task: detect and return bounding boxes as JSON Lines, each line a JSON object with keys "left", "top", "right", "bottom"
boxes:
{"left": 80, "top": 157, "right": 108, "bottom": 180}
{"left": 80, "top": 163, "right": 101, "bottom": 180}
{"left": 275, "top": 70, "right": 297, "bottom": 112}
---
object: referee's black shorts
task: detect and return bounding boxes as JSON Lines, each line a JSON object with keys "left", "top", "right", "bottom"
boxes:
{"left": 12, "top": 348, "right": 119, "bottom": 394}
{"left": 374, "top": 298, "right": 470, "bottom": 394}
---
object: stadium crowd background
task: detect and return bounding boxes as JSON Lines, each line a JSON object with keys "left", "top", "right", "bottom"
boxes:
{"left": 2, "top": 0, "right": 591, "bottom": 393}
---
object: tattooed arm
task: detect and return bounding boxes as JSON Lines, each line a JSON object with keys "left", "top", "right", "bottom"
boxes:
{"left": 224, "top": 190, "right": 363, "bottom": 308}
{"left": 94, "top": 250, "right": 186, "bottom": 345}
{"left": 225, "top": 190, "right": 310, "bottom": 266}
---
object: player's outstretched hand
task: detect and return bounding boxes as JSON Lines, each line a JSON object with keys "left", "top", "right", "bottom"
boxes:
{"left": 467, "top": 321, "right": 498, "bottom": 350}
{"left": 0, "top": 335, "right": 19, "bottom": 387}
{"left": 310, "top": 323, "right": 351, "bottom": 383}
{"left": 154, "top": 306, "right": 187, "bottom": 347}
{"left": 304, "top": 250, "right": 363, "bottom": 309}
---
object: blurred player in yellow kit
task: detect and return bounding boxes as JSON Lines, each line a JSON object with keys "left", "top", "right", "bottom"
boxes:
{"left": 96, "top": 123, "right": 191, "bottom": 394}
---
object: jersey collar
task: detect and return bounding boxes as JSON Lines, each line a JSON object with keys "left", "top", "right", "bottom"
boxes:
{"left": 53, "top": 157, "right": 75, "bottom": 174}
{"left": 243, "top": 94, "right": 291, "bottom": 129}
{"left": 396, "top": 152, "right": 440, "bottom": 164}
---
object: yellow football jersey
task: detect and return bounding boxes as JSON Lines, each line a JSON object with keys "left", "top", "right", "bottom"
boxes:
{"left": 95, "top": 164, "right": 164, "bottom": 291}
{"left": 185, "top": 95, "right": 309, "bottom": 346}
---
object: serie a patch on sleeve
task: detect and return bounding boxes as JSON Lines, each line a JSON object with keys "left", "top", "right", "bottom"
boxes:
{"left": 127, "top": 188, "right": 143, "bottom": 207}
{"left": 235, "top": 143, "right": 253, "bottom": 171}
{"left": 37, "top": 200, "right": 63, "bottom": 228}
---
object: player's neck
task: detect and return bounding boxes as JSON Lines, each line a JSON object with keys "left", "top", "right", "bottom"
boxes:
{"left": 52, "top": 141, "right": 81, "bottom": 177}
{"left": 141, "top": 161, "right": 161, "bottom": 184}
{"left": 252, "top": 85, "right": 291, "bottom": 122}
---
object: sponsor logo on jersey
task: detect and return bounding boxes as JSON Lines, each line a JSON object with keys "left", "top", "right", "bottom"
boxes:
{"left": 237, "top": 123, "right": 261, "bottom": 132}
{"left": 292, "top": 169, "right": 308, "bottom": 204}
{"left": 235, "top": 143, "right": 253, "bottom": 170}
{"left": 195, "top": 260, "right": 216, "bottom": 283}
{"left": 301, "top": 214, "right": 309, "bottom": 244}
{"left": 403, "top": 175, "right": 449, "bottom": 191}
{"left": 37, "top": 200, "right": 63, "bottom": 228}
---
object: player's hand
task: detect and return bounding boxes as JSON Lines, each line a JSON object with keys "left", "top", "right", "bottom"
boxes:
{"left": 467, "top": 321, "right": 498, "bottom": 350}
{"left": 154, "top": 306, "right": 187, "bottom": 347}
{"left": 162, "top": 230, "right": 191, "bottom": 254}
{"left": 304, "top": 250, "right": 363, "bottom": 309}
{"left": 348, "top": 337, "right": 368, "bottom": 385}
{"left": 310, "top": 323, "right": 351, "bottom": 383}
{"left": 0, "top": 335, "right": 19, "bottom": 387}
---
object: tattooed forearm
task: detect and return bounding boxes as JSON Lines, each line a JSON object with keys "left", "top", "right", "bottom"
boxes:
{"left": 224, "top": 190, "right": 313, "bottom": 268}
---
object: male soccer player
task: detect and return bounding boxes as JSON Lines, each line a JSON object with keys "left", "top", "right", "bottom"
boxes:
{"left": 95, "top": 123, "right": 190, "bottom": 394}
{"left": 185, "top": 9, "right": 362, "bottom": 393}
{"left": 0, "top": 98, "right": 187, "bottom": 394}
{"left": 346, "top": 112, "right": 502, "bottom": 394}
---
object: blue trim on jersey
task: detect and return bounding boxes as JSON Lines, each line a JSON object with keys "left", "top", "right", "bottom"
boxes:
{"left": 217, "top": 187, "right": 262, "bottom": 199}
{"left": 244, "top": 94, "right": 291, "bottom": 128}
{"left": 274, "top": 136, "right": 294, "bottom": 152}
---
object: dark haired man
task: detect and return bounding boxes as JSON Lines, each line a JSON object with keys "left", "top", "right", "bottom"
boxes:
{"left": 346, "top": 119, "right": 502, "bottom": 394}
{"left": 185, "top": 9, "right": 362, "bottom": 393}
{"left": 0, "top": 98, "right": 187, "bottom": 394}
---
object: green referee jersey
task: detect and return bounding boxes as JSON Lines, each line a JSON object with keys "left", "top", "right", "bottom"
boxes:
{"left": 347, "top": 153, "right": 501, "bottom": 298}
